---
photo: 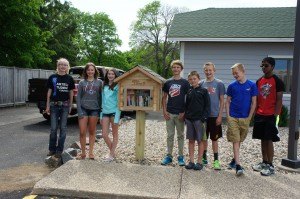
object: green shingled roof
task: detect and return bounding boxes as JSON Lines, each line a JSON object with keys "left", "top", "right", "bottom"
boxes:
{"left": 168, "top": 7, "right": 296, "bottom": 39}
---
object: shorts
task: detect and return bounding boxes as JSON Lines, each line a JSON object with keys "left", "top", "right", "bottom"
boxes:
{"left": 227, "top": 117, "right": 250, "bottom": 142}
{"left": 81, "top": 107, "right": 100, "bottom": 117}
{"left": 102, "top": 113, "right": 116, "bottom": 118}
{"left": 206, "top": 117, "right": 222, "bottom": 141}
{"left": 253, "top": 114, "right": 280, "bottom": 142}
{"left": 185, "top": 119, "right": 206, "bottom": 142}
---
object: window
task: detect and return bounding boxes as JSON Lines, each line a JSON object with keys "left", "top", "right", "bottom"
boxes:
{"left": 269, "top": 56, "right": 293, "bottom": 93}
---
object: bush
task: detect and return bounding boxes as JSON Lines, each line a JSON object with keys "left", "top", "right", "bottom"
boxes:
{"left": 279, "top": 105, "right": 289, "bottom": 127}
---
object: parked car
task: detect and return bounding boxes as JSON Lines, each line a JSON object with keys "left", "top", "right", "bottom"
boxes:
{"left": 27, "top": 66, "right": 125, "bottom": 120}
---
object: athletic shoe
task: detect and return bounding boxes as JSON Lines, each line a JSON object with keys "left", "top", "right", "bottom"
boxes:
{"left": 236, "top": 165, "right": 245, "bottom": 176}
{"left": 228, "top": 158, "right": 236, "bottom": 169}
{"left": 213, "top": 160, "right": 221, "bottom": 170}
{"left": 193, "top": 163, "right": 203, "bottom": 170}
{"left": 177, "top": 155, "right": 185, "bottom": 166}
{"left": 185, "top": 162, "right": 195, "bottom": 170}
{"left": 161, "top": 155, "right": 173, "bottom": 165}
{"left": 261, "top": 164, "right": 275, "bottom": 176}
{"left": 252, "top": 162, "right": 266, "bottom": 172}
{"left": 202, "top": 158, "right": 208, "bottom": 166}
{"left": 103, "top": 155, "right": 115, "bottom": 162}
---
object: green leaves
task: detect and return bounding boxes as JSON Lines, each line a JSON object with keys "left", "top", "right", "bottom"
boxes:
{"left": 0, "top": 0, "right": 53, "bottom": 68}
{"left": 76, "top": 12, "right": 121, "bottom": 65}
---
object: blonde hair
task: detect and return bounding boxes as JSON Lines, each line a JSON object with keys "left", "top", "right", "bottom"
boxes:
{"left": 203, "top": 62, "right": 216, "bottom": 71}
{"left": 231, "top": 63, "right": 245, "bottom": 73}
{"left": 56, "top": 58, "right": 70, "bottom": 73}
{"left": 188, "top": 71, "right": 200, "bottom": 79}
{"left": 170, "top": 60, "right": 183, "bottom": 69}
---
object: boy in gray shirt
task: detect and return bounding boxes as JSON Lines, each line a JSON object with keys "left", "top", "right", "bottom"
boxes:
{"left": 200, "top": 62, "right": 225, "bottom": 170}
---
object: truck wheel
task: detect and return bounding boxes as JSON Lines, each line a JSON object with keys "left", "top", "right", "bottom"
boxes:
{"left": 43, "top": 113, "right": 50, "bottom": 121}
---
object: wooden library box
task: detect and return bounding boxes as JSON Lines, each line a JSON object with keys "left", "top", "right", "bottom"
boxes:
{"left": 114, "top": 65, "right": 165, "bottom": 112}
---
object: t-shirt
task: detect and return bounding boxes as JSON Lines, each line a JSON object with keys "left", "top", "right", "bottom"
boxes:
{"left": 256, "top": 74, "right": 285, "bottom": 116}
{"left": 46, "top": 74, "right": 75, "bottom": 101}
{"left": 227, "top": 79, "right": 258, "bottom": 118}
{"left": 200, "top": 78, "right": 225, "bottom": 117}
{"left": 162, "top": 78, "right": 190, "bottom": 114}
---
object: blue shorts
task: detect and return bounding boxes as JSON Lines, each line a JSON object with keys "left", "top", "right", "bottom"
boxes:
{"left": 102, "top": 113, "right": 116, "bottom": 118}
{"left": 81, "top": 107, "right": 100, "bottom": 117}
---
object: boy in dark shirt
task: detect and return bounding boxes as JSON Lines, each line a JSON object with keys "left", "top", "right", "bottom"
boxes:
{"left": 185, "top": 71, "right": 210, "bottom": 170}
{"left": 161, "top": 60, "right": 190, "bottom": 166}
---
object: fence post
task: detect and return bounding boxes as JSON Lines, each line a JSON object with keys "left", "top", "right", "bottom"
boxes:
{"left": 13, "top": 67, "right": 16, "bottom": 106}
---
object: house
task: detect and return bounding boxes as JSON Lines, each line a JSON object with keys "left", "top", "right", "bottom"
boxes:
{"left": 168, "top": 7, "right": 296, "bottom": 111}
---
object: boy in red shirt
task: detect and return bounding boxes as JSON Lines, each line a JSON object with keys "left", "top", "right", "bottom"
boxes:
{"left": 252, "top": 57, "right": 285, "bottom": 176}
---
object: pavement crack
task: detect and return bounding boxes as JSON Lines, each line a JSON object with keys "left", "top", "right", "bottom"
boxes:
{"left": 177, "top": 167, "right": 183, "bottom": 199}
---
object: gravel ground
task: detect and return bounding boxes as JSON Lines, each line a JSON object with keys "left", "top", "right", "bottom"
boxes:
{"left": 93, "top": 112, "right": 300, "bottom": 174}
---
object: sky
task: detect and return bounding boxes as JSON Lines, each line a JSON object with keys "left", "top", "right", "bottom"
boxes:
{"left": 66, "top": 0, "right": 297, "bottom": 51}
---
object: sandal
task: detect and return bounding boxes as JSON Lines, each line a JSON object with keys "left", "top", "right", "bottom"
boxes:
{"left": 89, "top": 154, "right": 95, "bottom": 160}
{"left": 76, "top": 153, "right": 86, "bottom": 160}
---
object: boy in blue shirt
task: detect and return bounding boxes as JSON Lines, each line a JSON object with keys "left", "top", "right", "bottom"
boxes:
{"left": 226, "top": 63, "right": 258, "bottom": 175}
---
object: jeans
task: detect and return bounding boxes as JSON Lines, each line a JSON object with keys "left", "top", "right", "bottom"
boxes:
{"left": 49, "top": 105, "right": 69, "bottom": 153}
{"left": 166, "top": 113, "right": 185, "bottom": 156}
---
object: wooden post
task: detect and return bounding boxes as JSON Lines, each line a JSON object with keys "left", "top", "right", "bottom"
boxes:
{"left": 135, "top": 110, "right": 146, "bottom": 160}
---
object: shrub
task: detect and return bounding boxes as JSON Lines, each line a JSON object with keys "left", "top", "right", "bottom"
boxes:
{"left": 279, "top": 105, "right": 289, "bottom": 127}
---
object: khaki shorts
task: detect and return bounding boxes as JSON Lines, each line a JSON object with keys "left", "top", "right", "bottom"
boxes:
{"left": 227, "top": 117, "right": 250, "bottom": 142}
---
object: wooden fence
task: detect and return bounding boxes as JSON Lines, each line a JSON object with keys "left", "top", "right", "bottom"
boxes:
{"left": 0, "top": 66, "right": 54, "bottom": 107}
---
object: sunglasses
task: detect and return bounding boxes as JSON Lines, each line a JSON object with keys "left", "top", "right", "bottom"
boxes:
{"left": 260, "top": 64, "right": 271, "bottom": 68}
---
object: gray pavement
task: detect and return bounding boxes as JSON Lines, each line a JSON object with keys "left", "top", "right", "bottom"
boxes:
{"left": 33, "top": 160, "right": 300, "bottom": 199}
{"left": 0, "top": 105, "right": 41, "bottom": 126}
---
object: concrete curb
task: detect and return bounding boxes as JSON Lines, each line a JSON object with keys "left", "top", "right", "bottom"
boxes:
{"left": 277, "top": 164, "right": 300, "bottom": 173}
{"left": 33, "top": 160, "right": 182, "bottom": 199}
{"left": 32, "top": 160, "right": 300, "bottom": 199}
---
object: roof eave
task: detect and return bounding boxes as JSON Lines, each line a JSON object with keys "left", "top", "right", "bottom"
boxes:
{"left": 168, "top": 37, "right": 294, "bottom": 42}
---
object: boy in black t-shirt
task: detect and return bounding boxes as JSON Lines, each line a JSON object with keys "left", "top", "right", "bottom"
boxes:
{"left": 161, "top": 60, "right": 190, "bottom": 166}
{"left": 46, "top": 58, "right": 75, "bottom": 158}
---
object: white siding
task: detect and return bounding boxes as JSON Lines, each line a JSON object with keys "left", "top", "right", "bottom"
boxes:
{"left": 181, "top": 41, "right": 295, "bottom": 115}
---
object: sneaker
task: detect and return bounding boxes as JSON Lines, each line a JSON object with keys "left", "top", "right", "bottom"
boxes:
{"left": 185, "top": 162, "right": 195, "bottom": 170}
{"left": 103, "top": 155, "right": 115, "bottom": 162}
{"left": 260, "top": 164, "right": 275, "bottom": 176}
{"left": 177, "top": 155, "right": 185, "bottom": 166}
{"left": 213, "top": 160, "right": 221, "bottom": 170}
{"left": 252, "top": 162, "right": 266, "bottom": 172}
{"left": 193, "top": 163, "right": 203, "bottom": 171}
{"left": 236, "top": 165, "right": 245, "bottom": 176}
{"left": 228, "top": 159, "right": 236, "bottom": 169}
{"left": 47, "top": 151, "right": 56, "bottom": 156}
{"left": 202, "top": 158, "right": 208, "bottom": 166}
{"left": 161, "top": 155, "right": 173, "bottom": 165}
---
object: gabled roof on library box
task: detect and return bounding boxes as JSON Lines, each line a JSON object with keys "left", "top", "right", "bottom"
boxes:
{"left": 114, "top": 65, "right": 166, "bottom": 85}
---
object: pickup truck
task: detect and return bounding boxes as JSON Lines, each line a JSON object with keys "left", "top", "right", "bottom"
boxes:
{"left": 27, "top": 66, "right": 125, "bottom": 120}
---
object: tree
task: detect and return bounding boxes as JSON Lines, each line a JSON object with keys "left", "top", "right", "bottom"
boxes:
{"left": 76, "top": 12, "right": 122, "bottom": 65}
{"left": 0, "top": 0, "right": 53, "bottom": 68}
{"left": 38, "top": 0, "right": 80, "bottom": 69}
{"left": 130, "top": 1, "right": 187, "bottom": 77}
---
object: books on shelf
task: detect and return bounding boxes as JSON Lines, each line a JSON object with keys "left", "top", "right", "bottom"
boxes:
{"left": 127, "top": 89, "right": 151, "bottom": 107}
